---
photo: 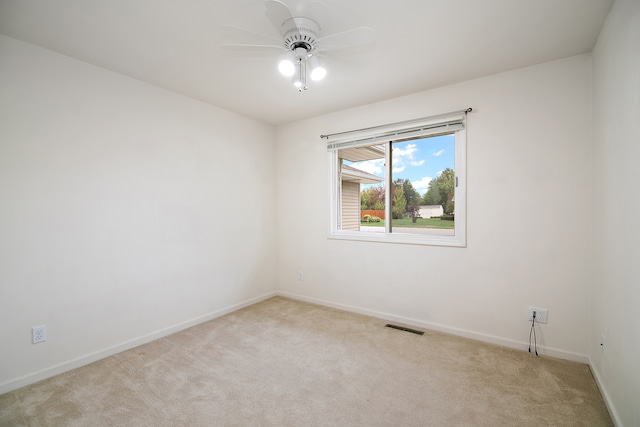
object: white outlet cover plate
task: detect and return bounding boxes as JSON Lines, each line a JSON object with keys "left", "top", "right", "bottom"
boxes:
{"left": 32, "top": 325, "right": 47, "bottom": 343}
{"left": 528, "top": 307, "right": 548, "bottom": 324}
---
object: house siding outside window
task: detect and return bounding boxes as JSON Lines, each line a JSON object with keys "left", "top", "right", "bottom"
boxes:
{"left": 341, "top": 181, "right": 361, "bottom": 231}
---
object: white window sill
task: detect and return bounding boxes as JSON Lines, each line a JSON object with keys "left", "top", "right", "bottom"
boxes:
{"left": 328, "top": 230, "right": 466, "bottom": 247}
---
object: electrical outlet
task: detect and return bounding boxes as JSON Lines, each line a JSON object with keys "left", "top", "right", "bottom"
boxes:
{"left": 528, "top": 307, "right": 548, "bottom": 324}
{"left": 32, "top": 325, "right": 47, "bottom": 344}
{"left": 298, "top": 271, "right": 304, "bottom": 281}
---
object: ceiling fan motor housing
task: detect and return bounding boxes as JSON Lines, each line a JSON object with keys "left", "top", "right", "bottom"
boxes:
{"left": 282, "top": 17, "right": 320, "bottom": 54}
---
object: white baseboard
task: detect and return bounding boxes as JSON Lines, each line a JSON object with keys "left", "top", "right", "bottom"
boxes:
{"left": 2, "top": 290, "right": 593, "bottom": 396}
{"left": 0, "top": 291, "right": 277, "bottom": 395}
{"left": 589, "top": 359, "right": 622, "bottom": 427}
{"left": 277, "top": 291, "right": 589, "bottom": 364}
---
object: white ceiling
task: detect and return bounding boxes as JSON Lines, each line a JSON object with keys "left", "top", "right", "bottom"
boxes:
{"left": 0, "top": 0, "right": 612, "bottom": 125}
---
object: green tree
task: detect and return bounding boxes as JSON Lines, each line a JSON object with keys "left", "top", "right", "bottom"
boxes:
{"left": 391, "top": 185, "right": 406, "bottom": 219}
{"left": 421, "top": 180, "right": 440, "bottom": 206}
{"left": 393, "top": 178, "right": 421, "bottom": 222}
{"left": 422, "top": 168, "right": 455, "bottom": 215}
{"left": 360, "top": 187, "right": 371, "bottom": 210}
{"left": 361, "top": 186, "right": 385, "bottom": 210}
{"left": 395, "top": 178, "right": 420, "bottom": 211}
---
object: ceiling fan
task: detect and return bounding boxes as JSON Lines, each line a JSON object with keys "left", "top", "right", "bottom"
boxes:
{"left": 222, "top": 0, "right": 374, "bottom": 92}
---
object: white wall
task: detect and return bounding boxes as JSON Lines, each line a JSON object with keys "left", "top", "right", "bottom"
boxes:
{"left": 5, "top": 12, "right": 634, "bottom": 421}
{"left": 276, "top": 54, "right": 593, "bottom": 361}
{"left": 0, "top": 35, "right": 276, "bottom": 393}
{"left": 591, "top": 0, "right": 640, "bottom": 425}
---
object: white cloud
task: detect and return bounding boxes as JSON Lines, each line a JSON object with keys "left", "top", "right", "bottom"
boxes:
{"left": 433, "top": 149, "right": 445, "bottom": 156}
{"left": 412, "top": 176, "right": 433, "bottom": 194}
{"left": 393, "top": 143, "right": 418, "bottom": 158}
{"left": 391, "top": 143, "right": 428, "bottom": 173}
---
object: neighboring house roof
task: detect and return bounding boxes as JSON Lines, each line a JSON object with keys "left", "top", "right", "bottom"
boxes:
{"left": 341, "top": 164, "right": 383, "bottom": 185}
{"left": 339, "top": 145, "right": 385, "bottom": 162}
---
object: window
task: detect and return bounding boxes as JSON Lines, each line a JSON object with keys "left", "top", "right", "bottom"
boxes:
{"left": 325, "top": 110, "right": 469, "bottom": 247}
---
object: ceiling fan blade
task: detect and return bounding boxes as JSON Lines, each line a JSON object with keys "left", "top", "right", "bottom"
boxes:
{"left": 222, "top": 25, "right": 282, "bottom": 46}
{"left": 265, "top": 0, "right": 294, "bottom": 36}
{"left": 317, "top": 27, "right": 375, "bottom": 50}
{"left": 303, "top": 1, "right": 331, "bottom": 31}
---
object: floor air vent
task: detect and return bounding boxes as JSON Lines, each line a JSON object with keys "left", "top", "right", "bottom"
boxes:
{"left": 385, "top": 324, "right": 425, "bottom": 335}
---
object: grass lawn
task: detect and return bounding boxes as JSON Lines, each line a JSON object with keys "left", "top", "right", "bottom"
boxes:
{"left": 362, "top": 217, "right": 454, "bottom": 229}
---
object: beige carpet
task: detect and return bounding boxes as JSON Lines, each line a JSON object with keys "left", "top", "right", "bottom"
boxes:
{"left": 1, "top": 297, "right": 612, "bottom": 426}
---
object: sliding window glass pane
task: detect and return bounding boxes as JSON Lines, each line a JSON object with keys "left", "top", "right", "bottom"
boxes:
{"left": 338, "top": 144, "right": 385, "bottom": 232}
{"left": 390, "top": 134, "right": 455, "bottom": 236}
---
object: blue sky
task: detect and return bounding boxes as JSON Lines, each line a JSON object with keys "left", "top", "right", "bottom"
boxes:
{"left": 350, "top": 134, "right": 455, "bottom": 194}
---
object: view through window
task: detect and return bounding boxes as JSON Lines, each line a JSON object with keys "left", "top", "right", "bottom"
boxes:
{"left": 341, "top": 134, "right": 455, "bottom": 237}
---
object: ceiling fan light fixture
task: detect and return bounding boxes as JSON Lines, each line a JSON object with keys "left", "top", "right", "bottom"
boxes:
{"left": 309, "top": 56, "right": 326, "bottom": 81}
{"left": 292, "top": 58, "right": 307, "bottom": 91}
{"left": 278, "top": 51, "right": 296, "bottom": 76}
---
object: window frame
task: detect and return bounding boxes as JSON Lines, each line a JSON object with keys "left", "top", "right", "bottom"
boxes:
{"left": 326, "top": 114, "right": 468, "bottom": 247}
